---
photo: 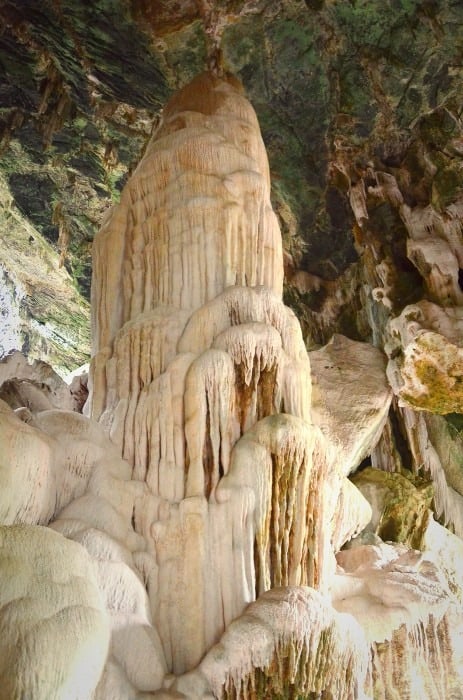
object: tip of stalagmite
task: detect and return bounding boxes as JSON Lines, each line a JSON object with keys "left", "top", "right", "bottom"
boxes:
{"left": 163, "top": 71, "right": 246, "bottom": 118}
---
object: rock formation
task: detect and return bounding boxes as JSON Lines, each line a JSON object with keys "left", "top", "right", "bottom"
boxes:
{"left": 1, "top": 70, "right": 463, "bottom": 700}
{"left": 87, "top": 71, "right": 372, "bottom": 681}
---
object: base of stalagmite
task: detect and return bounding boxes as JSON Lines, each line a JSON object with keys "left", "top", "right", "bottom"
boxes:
{"left": 1, "top": 345, "right": 462, "bottom": 699}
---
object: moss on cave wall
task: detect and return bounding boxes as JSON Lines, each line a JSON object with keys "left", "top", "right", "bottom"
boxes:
{"left": 351, "top": 467, "right": 434, "bottom": 550}
{"left": 0, "top": 0, "right": 169, "bottom": 309}
{"left": 0, "top": 170, "right": 90, "bottom": 374}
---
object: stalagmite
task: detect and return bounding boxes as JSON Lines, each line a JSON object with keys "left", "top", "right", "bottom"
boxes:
{"left": 85, "top": 72, "right": 375, "bottom": 682}
{"left": 0, "top": 70, "right": 462, "bottom": 700}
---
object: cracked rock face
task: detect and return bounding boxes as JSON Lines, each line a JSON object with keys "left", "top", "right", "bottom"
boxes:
{"left": 0, "top": 71, "right": 462, "bottom": 700}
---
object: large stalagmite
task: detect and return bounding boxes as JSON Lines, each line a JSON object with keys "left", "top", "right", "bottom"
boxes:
{"left": 1, "top": 71, "right": 463, "bottom": 699}
{"left": 87, "top": 71, "right": 366, "bottom": 676}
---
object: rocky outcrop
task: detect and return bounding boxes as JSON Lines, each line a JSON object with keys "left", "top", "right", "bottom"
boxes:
{"left": 387, "top": 301, "right": 463, "bottom": 414}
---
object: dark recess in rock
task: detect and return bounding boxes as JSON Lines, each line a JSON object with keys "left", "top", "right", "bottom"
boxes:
{"left": 8, "top": 172, "right": 58, "bottom": 244}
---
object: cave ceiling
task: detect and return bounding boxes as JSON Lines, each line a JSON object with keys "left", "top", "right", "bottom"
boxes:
{"left": 0, "top": 0, "right": 463, "bottom": 369}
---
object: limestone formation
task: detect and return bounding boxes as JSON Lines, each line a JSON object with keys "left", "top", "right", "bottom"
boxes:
{"left": 334, "top": 540, "right": 463, "bottom": 699}
{"left": 0, "top": 392, "right": 165, "bottom": 699}
{"left": 0, "top": 350, "right": 75, "bottom": 412}
{"left": 0, "top": 71, "right": 462, "bottom": 700}
{"left": 0, "top": 525, "right": 109, "bottom": 700}
{"left": 382, "top": 300, "right": 463, "bottom": 536}
{"left": 309, "top": 334, "right": 392, "bottom": 474}
{"left": 350, "top": 466, "right": 433, "bottom": 549}
{"left": 387, "top": 300, "right": 463, "bottom": 414}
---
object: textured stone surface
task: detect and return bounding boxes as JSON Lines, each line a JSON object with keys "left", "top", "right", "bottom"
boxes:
{"left": 0, "top": 525, "right": 110, "bottom": 700}
{"left": 0, "top": 174, "right": 90, "bottom": 375}
{"left": 195, "top": 586, "right": 369, "bottom": 700}
{"left": 387, "top": 302, "right": 463, "bottom": 413}
{"left": 351, "top": 466, "right": 433, "bottom": 549}
{"left": 86, "top": 73, "right": 463, "bottom": 697}
{"left": 2, "top": 0, "right": 463, "bottom": 357}
{"left": 86, "top": 74, "right": 372, "bottom": 679}
{"left": 0, "top": 360, "right": 167, "bottom": 697}
{"left": 309, "top": 334, "right": 392, "bottom": 474}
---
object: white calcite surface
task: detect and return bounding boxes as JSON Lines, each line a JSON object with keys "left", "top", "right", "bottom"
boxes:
{"left": 86, "top": 71, "right": 376, "bottom": 679}
{"left": 0, "top": 525, "right": 109, "bottom": 700}
{"left": 192, "top": 586, "right": 370, "bottom": 700}
{"left": 0, "top": 394, "right": 166, "bottom": 698}
{"left": 0, "top": 349, "right": 74, "bottom": 411}
{"left": 310, "top": 334, "right": 392, "bottom": 474}
{"left": 89, "top": 71, "right": 283, "bottom": 356}
{"left": 333, "top": 542, "right": 450, "bottom": 643}
{"left": 333, "top": 535, "right": 463, "bottom": 698}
